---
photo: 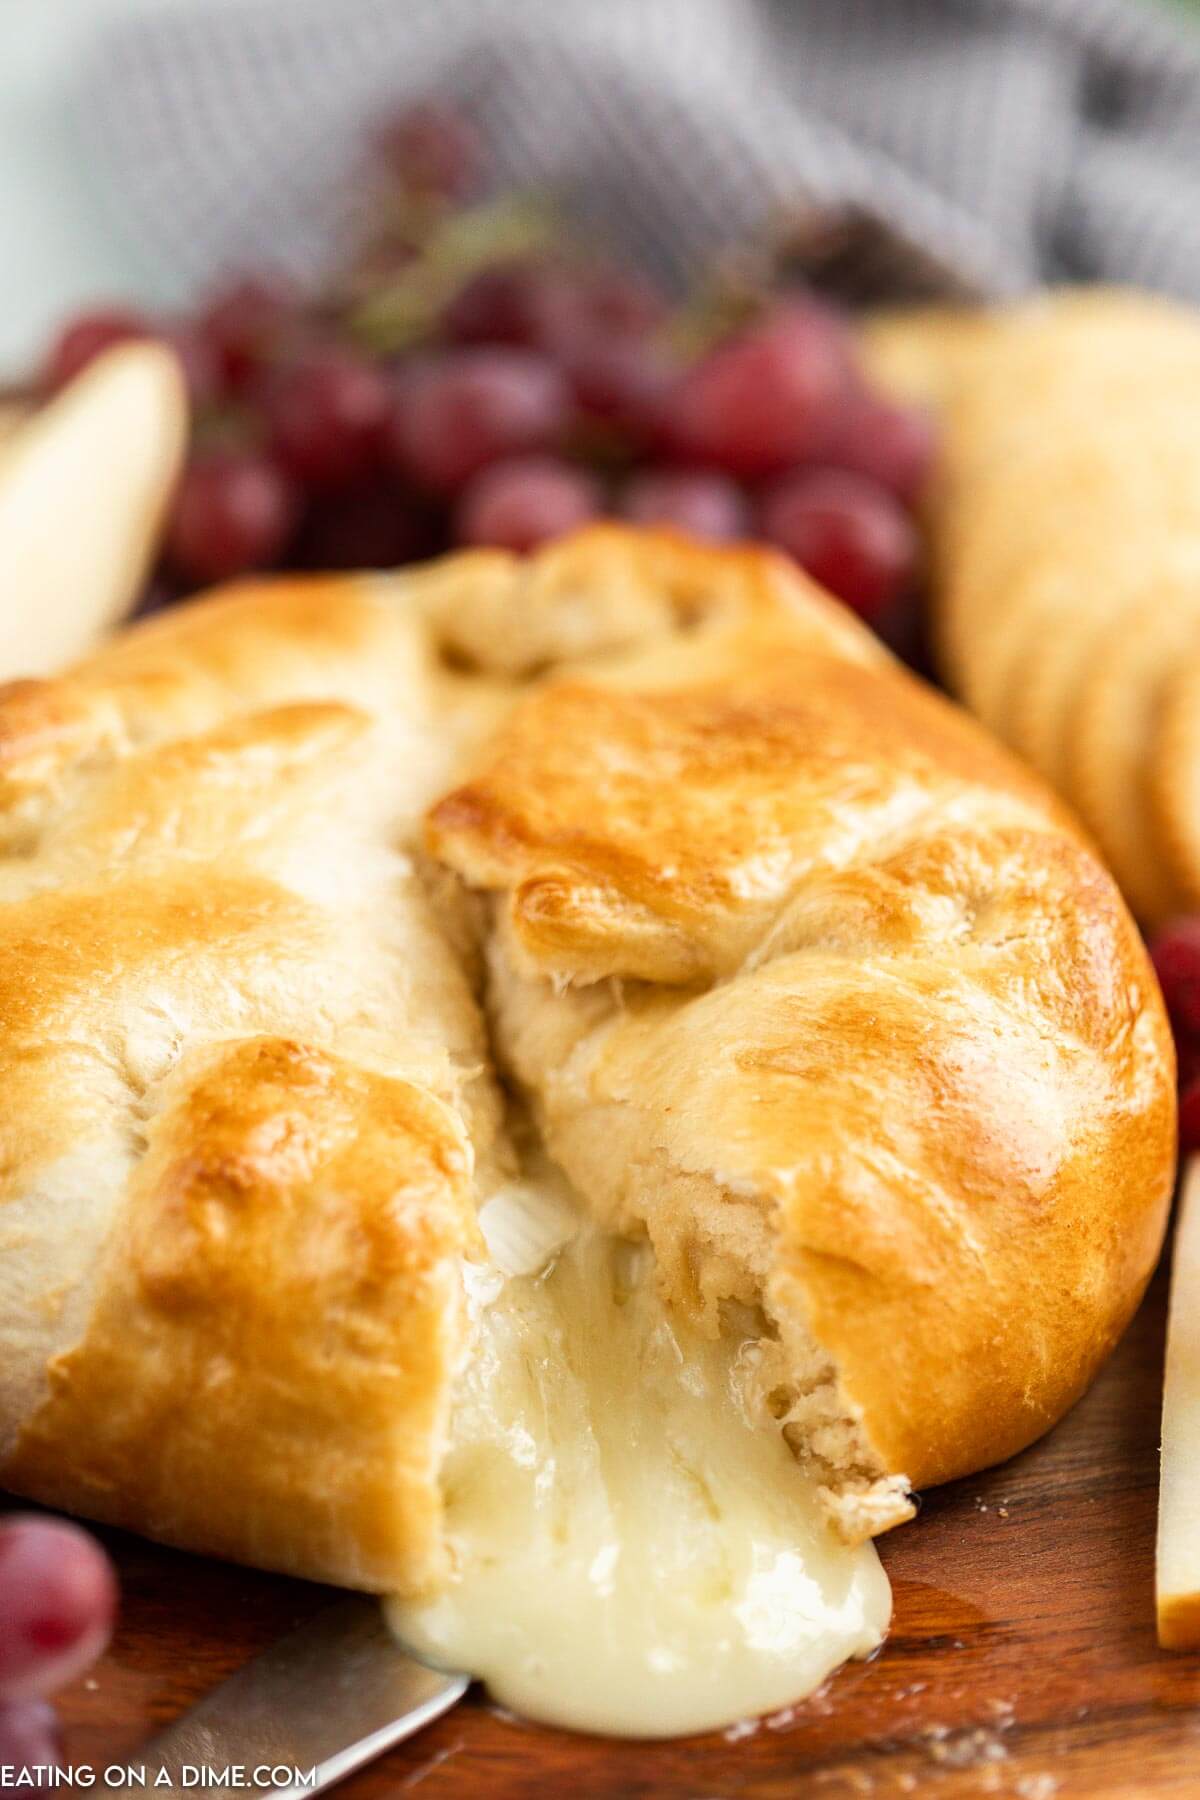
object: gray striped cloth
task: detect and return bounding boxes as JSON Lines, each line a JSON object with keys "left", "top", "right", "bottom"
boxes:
{"left": 72, "top": 0, "right": 1200, "bottom": 305}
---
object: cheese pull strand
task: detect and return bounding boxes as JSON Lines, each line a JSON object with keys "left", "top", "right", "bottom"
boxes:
{"left": 390, "top": 1207, "right": 890, "bottom": 1738}
{"left": 1158, "top": 1159, "right": 1200, "bottom": 1650}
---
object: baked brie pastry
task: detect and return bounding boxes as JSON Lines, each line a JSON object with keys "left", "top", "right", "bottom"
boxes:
{"left": 0, "top": 527, "right": 1175, "bottom": 1734}
{"left": 864, "top": 286, "right": 1200, "bottom": 926}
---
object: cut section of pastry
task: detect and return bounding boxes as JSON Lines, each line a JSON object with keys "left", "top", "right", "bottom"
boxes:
{"left": 0, "top": 528, "right": 1176, "bottom": 1735}
{"left": 391, "top": 1171, "right": 890, "bottom": 1736}
{"left": 427, "top": 574, "right": 1175, "bottom": 1529}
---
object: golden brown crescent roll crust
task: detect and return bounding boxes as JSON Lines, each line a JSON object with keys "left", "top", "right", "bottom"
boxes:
{"left": 863, "top": 286, "right": 1200, "bottom": 927}
{"left": 428, "top": 554, "right": 1175, "bottom": 1534}
{"left": 0, "top": 526, "right": 1176, "bottom": 1582}
{"left": 0, "top": 571, "right": 511, "bottom": 1591}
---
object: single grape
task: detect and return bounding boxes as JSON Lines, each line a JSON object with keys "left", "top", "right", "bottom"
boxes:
{"left": 1176, "top": 1034, "right": 1200, "bottom": 1091}
{"left": 532, "top": 267, "right": 668, "bottom": 360}
{"left": 1150, "top": 919, "right": 1200, "bottom": 1035}
{"left": 1176, "top": 1035, "right": 1200, "bottom": 1152}
{"left": 390, "top": 350, "right": 570, "bottom": 494}
{"left": 266, "top": 347, "right": 391, "bottom": 492}
{"left": 1180, "top": 1074, "right": 1200, "bottom": 1152}
{"left": 0, "top": 1517, "right": 116, "bottom": 1703}
{"left": 667, "top": 300, "right": 852, "bottom": 477}
{"left": 43, "top": 307, "right": 227, "bottom": 405}
{"left": 200, "top": 276, "right": 299, "bottom": 392}
{"left": 134, "top": 575, "right": 188, "bottom": 619}
{"left": 759, "top": 467, "right": 918, "bottom": 621}
{"left": 823, "top": 388, "right": 937, "bottom": 506}
{"left": 292, "top": 479, "right": 435, "bottom": 571}
{"left": 445, "top": 264, "right": 670, "bottom": 442}
{"left": 157, "top": 321, "right": 223, "bottom": 408}
{"left": 0, "top": 1700, "right": 61, "bottom": 1773}
{"left": 372, "top": 100, "right": 479, "bottom": 199}
{"left": 443, "top": 262, "right": 555, "bottom": 348}
{"left": 454, "top": 455, "right": 601, "bottom": 552}
{"left": 41, "top": 308, "right": 151, "bottom": 393}
{"left": 166, "top": 452, "right": 298, "bottom": 587}
{"left": 619, "top": 469, "right": 748, "bottom": 541}
{"left": 562, "top": 336, "right": 677, "bottom": 442}
{"left": 583, "top": 268, "right": 667, "bottom": 338}
{"left": 872, "top": 586, "right": 927, "bottom": 672}
{"left": 445, "top": 261, "right": 665, "bottom": 357}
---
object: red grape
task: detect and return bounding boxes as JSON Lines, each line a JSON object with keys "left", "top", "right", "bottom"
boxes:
{"left": 41, "top": 307, "right": 151, "bottom": 392}
{"left": 1175, "top": 1032, "right": 1200, "bottom": 1092}
{"left": 266, "top": 347, "right": 391, "bottom": 491}
{"left": 824, "top": 388, "right": 937, "bottom": 506}
{"left": 0, "top": 1517, "right": 116, "bottom": 1702}
{"left": 166, "top": 452, "right": 298, "bottom": 586}
{"left": 200, "top": 275, "right": 298, "bottom": 392}
{"left": 157, "top": 321, "right": 223, "bottom": 408}
{"left": 373, "top": 100, "right": 479, "bottom": 199}
{"left": 42, "top": 308, "right": 226, "bottom": 406}
{"left": 1180, "top": 1075, "right": 1200, "bottom": 1152}
{"left": 581, "top": 268, "right": 667, "bottom": 338}
{"left": 455, "top": 455, "right": 601, "bottom": 552}
{"left": 759, "top": 468, "right": 918, "bottom": 621}
{"left": 390, "top": 350, "right": 570, "bottom": 493}
{"left": 532, "top": 268, "right": 667, "bottom": 359}
{"left": 443, "top": 262, "right": 556, "bottom": 348}
{"left": 667, "top": 300, "right": 852, "bottom": 477}
{"left": 445, "top": 262, "right": 665, "bottom": 356}
{"left": 562, "top": 336, "right": 677, "bottom": 441}
{"left": 619, "top": 469, "right": 748, "bottom": 541}
{"left": 0, "top": 1700, "right": 61, "bottom": 1773}
{"left": 293, "top": 479, "right": 434, "bottom": 570}
{"left": 872, "top": 587, "right": 927, "bottom": 671}
{"left": 445, "top": 264, "right": 670, "bottom": 440}
{"left": 1150, "top": 919, "right": 1200, "bottom": 1034}
{"left": 134, "top": 575, "right": 188, "bottom": 619}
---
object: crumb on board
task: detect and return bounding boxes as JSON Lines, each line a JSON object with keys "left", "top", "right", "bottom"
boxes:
{"left": 920, "top": 1724, "right": 1008, "bottom": 1768}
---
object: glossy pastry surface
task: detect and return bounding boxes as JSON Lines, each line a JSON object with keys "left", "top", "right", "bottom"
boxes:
{"left": 0, "top": 529, "right": 1174, "bottom": 1732}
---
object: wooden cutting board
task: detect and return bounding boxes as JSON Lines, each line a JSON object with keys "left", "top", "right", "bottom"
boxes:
{"left": 45, "top": 1257, "right": 1200, "bottom": 1800}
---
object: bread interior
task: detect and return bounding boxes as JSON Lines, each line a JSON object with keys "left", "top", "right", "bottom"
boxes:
{"left": 433, "top": 877, "right": 914, "bottom": 1551}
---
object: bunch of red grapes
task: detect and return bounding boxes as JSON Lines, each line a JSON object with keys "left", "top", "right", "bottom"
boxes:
{"left": 0, "top": 1516, "right": 116, "bottom": 1767}
{"left": 39, "top": 103, "right": 933, "bottom": 637}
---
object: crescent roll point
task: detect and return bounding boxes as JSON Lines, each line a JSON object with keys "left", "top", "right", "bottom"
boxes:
{"left": 863, "top": 287, "right": 1200, "bottom": 928}
{"left": 0, "top": 525, "right": 1176, "bottom": 1588}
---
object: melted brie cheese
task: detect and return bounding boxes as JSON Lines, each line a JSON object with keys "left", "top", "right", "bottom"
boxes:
{"left": 389, "top": 1182, "right": 891, "bottom": 1738}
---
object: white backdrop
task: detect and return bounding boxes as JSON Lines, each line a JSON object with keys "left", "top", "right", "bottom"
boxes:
{"left": 0, "top": 0, "right": 198, "bottom": 374}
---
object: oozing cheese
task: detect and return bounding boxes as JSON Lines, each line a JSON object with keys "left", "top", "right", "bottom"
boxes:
{"left": 389, "top": 1181, "right": 891, "bottom": 1738}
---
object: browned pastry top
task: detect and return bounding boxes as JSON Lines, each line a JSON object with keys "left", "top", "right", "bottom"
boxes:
{"left": 0, "top": 526, "right": 1175, "bottom": 1584}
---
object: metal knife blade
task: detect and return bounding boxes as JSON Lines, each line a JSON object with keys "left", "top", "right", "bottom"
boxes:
{"left": 134, "top": 1597, "right": 469, "bottom": 1797}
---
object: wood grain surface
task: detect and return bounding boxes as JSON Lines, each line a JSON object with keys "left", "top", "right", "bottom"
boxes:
{"left": 37, "top": 1257, "right": 1198, "bottom": 1800}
